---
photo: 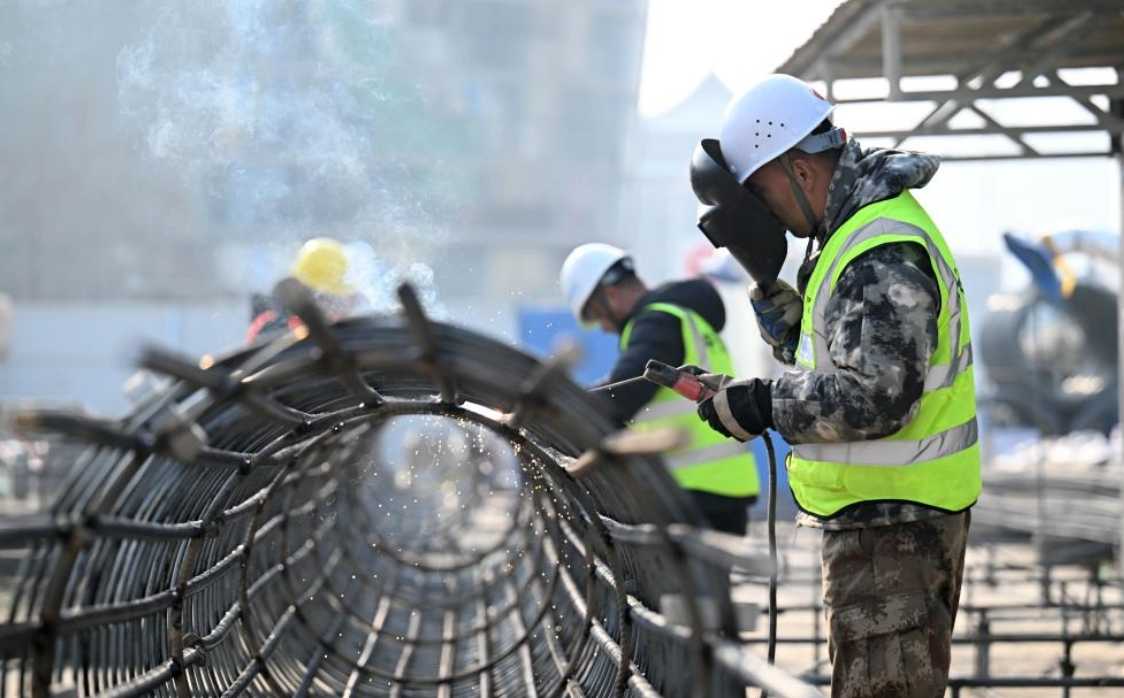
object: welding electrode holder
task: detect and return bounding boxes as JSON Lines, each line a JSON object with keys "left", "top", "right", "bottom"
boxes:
{"left": 642, "top": 359, "right": 731, "bottom": 403}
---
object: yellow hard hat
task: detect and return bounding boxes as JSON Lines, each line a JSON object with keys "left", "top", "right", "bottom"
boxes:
{"left": 291, "top": 238, "right": 352, "bottom": 296}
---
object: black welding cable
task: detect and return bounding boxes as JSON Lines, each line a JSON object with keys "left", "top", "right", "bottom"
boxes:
{"left": 592, "top": 371, "right": 782, "bottom": 682}
{"left": 760, "top": 430, "right": 779, "bottom": 698}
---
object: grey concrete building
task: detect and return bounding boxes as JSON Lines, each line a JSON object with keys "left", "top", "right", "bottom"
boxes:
{"left": 0, "top": 2, "right": 649, "bottom": 413}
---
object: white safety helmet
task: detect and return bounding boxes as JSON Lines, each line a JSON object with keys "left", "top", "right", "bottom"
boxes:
{"left": 560, "top": 243, "right": 632, "bottom": 323}
{"left": 718, "top": 74, "right": 844, "bottom": 184}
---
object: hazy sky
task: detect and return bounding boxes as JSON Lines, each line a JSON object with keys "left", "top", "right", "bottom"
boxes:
{"left": 638, "top": 0, "right": 841, "bottom": 117}
{"left": 635, "top": 0, "right": 1122, "bottom": 265}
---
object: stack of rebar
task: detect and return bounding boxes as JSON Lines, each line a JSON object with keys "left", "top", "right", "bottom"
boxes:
{"left": 0, "top": 282, "right": 819, "bottom": 698}
{"left": 973, "top": 433, "right": 1122, "bottom": 565}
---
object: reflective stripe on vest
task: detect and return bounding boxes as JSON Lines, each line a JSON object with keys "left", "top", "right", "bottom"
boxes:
{"left": 794, "top": 418, "right": 977, "bottom": 467}
{"left": 620, "top": 302, "right": 759, "bottom": 498}
{"left": 788, "top": 190, "right": 981, "bottom": 518}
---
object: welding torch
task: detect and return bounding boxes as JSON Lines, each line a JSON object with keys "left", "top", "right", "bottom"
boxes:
{"left": 589, "top": 359, "right": 727, "bottom": 402}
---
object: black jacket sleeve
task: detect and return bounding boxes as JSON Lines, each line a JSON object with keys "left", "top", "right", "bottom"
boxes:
{"left": 597, "top": 311, "right": 685, "bottom": 426}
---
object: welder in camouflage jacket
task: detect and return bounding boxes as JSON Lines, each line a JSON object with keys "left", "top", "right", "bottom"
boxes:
{"left": 690, "top": 74, "right": 979, "bottom": 697}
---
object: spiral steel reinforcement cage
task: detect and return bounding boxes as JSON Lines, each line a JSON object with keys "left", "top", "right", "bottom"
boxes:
{"left": 0, "top": 282, "right": 818, "bottom": 698}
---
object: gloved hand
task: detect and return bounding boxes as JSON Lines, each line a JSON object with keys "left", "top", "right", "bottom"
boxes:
{"left": 697, "top": 378, "right": 774, "bottom": 442}
{"left": 750, "top": 281, "right": 802, "bottom": 361}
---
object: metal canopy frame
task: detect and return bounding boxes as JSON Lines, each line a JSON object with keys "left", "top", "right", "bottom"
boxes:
{"left": 777, "top": 0, "right": 1124, "bottom": 161}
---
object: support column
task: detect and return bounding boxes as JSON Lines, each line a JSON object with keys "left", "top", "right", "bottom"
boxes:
{"left": 1114, "top": 82, "right": 1124, "bottom": 578}
{"left": 881, "top": 6, "right": 903, "bottom": 100}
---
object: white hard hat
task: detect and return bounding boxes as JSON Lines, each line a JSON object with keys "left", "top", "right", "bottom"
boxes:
{"left": 560, "top": 243, "right": 631, "bottom": 323}
{"left": 718, "top": 74, "right": 841, "bottom": 184}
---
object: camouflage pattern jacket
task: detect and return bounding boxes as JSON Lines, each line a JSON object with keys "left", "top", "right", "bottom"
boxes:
{"left": 770, "top": 140, "right": 950, "bottom": 530}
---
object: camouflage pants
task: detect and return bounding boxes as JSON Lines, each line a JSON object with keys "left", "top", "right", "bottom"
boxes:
{"left": 821, "top": 512, "right": 970, "bottom": 698}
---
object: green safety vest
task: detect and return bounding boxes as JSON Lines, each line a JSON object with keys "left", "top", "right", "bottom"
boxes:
{"left": 788, "top": 190, "right": 981, "bottom": 518}
{"left": 620, "top": 302, "right": 760, "bottom": 498}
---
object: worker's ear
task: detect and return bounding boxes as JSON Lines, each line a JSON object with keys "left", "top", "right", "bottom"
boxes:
{"left": 788, "top": 154, "right": 819, "bottom": 196}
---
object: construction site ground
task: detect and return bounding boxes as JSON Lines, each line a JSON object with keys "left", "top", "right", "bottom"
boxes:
{"left": 736, "top": 522, "right": 1124, "bottom": 696}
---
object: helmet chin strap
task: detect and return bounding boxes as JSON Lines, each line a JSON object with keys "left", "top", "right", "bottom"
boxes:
{"left": 779, "top": 153, "right": 824, "bottom": 243}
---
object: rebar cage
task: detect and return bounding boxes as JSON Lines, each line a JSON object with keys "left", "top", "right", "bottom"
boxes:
{"left": 0, "top": 282, "right": 817, "bottom": 698}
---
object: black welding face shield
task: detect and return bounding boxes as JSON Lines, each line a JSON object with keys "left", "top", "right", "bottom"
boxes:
{"left": 690, "top": 138, "right": 787, "bottom": 286}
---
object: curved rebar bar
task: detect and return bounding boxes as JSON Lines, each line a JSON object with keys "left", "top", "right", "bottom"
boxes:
{"left": 0, "top": 283, "right": 818, "bottom": 698}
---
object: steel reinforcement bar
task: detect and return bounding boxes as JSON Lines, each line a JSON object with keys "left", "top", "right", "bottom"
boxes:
{"left": 0, "top": 282, "right": 820, "bottom": 698}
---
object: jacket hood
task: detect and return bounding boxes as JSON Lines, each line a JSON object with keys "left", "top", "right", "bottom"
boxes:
{"left": 822, "top": 139, "right": 941, "bottom": 237}
{"left": 631, "top": 278, "right": 726, "bottom": 332}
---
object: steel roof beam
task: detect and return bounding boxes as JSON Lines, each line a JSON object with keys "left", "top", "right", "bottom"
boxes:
{"left": 859, "top": 123, "right": 1122, "bottom": 139}
{"left": 966, "top": 104, "right": 1039, "bottom": 156}
{"left": 932, "top": 150, "right": 1114, "bottom": 161}
{"left": 805, "top": 0, "right": 885, "bottom": 81}
{"left": 967, "top": 14, "right": 1076, "bottom": 88}
{"left": 835, "top": 82, "right": 1124, "bottom": 104}
{"left": 894, "top": 0, "right": 1124, "bottom": 20}
{"left": 1013, "top": 12, "right": 1100, "bottom": 87}
{"left": 822, "top": 54, "right": 1124, "bottom": 80}
{"left": 1045, "top": 71, "right": 1124, "bottom": 130}
{"left": 882, "top": 21, "right": 1064, "bottom": 145}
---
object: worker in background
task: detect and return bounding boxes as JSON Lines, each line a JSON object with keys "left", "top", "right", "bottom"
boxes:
{"left": 690, "top": 74, "right": 978, "bottom": 697}
{"left": 246, "top": 237, "right": 362, "bottom": 343}
{"left": 559, "top": 243, "right": 759, "bottom": 535}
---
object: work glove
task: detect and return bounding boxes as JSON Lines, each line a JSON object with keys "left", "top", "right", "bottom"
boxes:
{"left": 697, "top": 378, "right": 774, "bottom": 442}
{"left": 750, "top": 281, "right": 802, "bottom": 363}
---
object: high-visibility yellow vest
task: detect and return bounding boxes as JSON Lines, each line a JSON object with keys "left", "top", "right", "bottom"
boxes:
{"left": 788, "top": 190, "right": 981, "bottom": 518}
{"left": 620, "top": 302, "right": 760, "bottom": 497}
